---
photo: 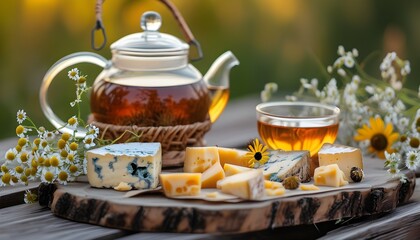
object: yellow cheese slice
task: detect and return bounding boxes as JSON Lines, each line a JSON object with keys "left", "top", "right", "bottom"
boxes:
{"left": 218, "top": 147, "right": 248, "bottom": 167}
{"left": 318, "top": 143, "right": 363, "bottom": 182}
{"left": 264, "top": 180, "right": 284, "bottom": 189}
{"left": 314, "top": 164, "right": 348, "bottom": 187}
{"left": 159, "top": 173, "right": 201, "bottom": 197}
{"left": 223, "top": 163, "right": 252, "bottom": 177}
{"left": 265, "top": 188, "right": 286, "bottom": 196}
{"left": 217, "top": 169, "right": 265, "bottom": 200}
{"left": 201, "top": 162, "right": 225, "bottom": 188}
{"left": 300, "top": 184, "right": 320, "bottom": 191}
{"left": 184, "top": 147, "right": 220, "bottom": 173}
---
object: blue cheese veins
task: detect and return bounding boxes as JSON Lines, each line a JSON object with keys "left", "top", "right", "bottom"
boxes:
{"left": 86, "top": 142, "right": 162, "bottom": 190}
{"left": 258, "top": 150, "right": 311, "bottom": 183}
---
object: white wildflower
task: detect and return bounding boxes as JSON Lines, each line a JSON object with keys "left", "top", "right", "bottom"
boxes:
{"left": 337, "top": 68, "right": 346, "bottom": 77}
{"left": 83, "top": 135, "right": 96, "bottom": 149}
{"left": 327, "top": 65, "right": 333, "bottom": 73}
{"left": 343, "top": 54, "right": 355, "bottom": 68}
{"left": 67, "top": 116, "right": 79, "bottom": 130}
{"left": 67, "top": 68, "right": 79, "bottom": 81}
{"left": 5, "top": 148, "right": 18, "bottom": 162}
{"left": 337, "top": 45, "right": 345, "bottom": 56}
{"left": 405, "top": 151, "right": 419, "bottom": 170}
{"left": 260, "top": 90, "right": 271, "bottom": 103}
{"left": 264, "top": 82, "right": 278, "bottom": 93}
{"left": 16, "top": 110, "right": 27, "bottom": 124}
{"left": 352, "top": 48, "right": 359, "bottom": 57}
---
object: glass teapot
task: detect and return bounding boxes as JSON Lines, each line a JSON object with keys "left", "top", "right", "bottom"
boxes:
{"left": 39, "top": 11, "right": 239, "bottom": 137}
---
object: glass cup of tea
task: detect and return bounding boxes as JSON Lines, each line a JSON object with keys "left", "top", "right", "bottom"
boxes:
{"left": 256, "top": 101, "right": 340, "bottom": 156}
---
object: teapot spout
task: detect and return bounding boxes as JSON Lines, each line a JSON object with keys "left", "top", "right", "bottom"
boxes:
{"left": 204, "top": 51, "right": 239, "bottom": 122}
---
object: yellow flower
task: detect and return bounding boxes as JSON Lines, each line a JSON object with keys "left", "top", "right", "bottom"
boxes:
{"left": 246, "top": 138, "right": 270, "bottom": 168}
{"left": 354, "top": 117, "right": 399, "bottom": 159}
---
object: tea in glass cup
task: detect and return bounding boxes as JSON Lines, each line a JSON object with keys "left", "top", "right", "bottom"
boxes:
{"left": 256, "top": 102, "right": 340, "bottom": 156}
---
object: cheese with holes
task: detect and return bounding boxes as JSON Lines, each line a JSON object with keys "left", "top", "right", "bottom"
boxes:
{"left": 160, "top": 173, "right": 201, "bottom": 197}
{"left": 217, "top": 169, "right": 265, "bottom": 200}
{"left": 318, "top": 143, "right": 363, "bottom": 182}
{"left": 218, "top": 147, "right": 248, "bottom": 167}
{"left": 314, "top": 164, "right": 348, "bottom": 187}
{"left": 259, "top": 150, "right": 311, "bottom": 183}
{"left": 184, "top": 147, "right": 219, "bottom": 173}
{"left": 86, "top": 142, "right": 161, "bottom": 189}
{"left": 201, "top": 162, "right": 225, "bottom": 188}
{"left": 223, "top": 163, "right": 252, "bottom": 177}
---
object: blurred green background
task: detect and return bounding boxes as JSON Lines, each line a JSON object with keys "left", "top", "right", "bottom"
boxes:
{"left": 1, "top": 0, "right": 419, "bottom": 139}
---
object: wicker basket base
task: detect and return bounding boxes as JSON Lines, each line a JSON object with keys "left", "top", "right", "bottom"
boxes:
{"left": 87, "top": 115, "right": 212, "bottom": 168}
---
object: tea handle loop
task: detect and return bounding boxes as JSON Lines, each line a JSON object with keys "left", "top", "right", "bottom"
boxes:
{"left": 39, "top": 52, "right": 108, "bottom": 138}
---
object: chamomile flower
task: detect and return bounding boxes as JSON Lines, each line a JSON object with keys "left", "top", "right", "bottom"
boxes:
{"left": 24, "top": 190, "right": 37, "bottom": 204}
{"left": 67, "top": 116, "right": 78, "bottom": 129}
{"left": 16, "top": 125, "right": 29, "bottom": 138}
{"left": 57, "top": 170, "right": 70, "bottom": 185}
{"left": 16, "top": 110, "right": 27, "bottom": 124}
{"left": 5, "top": 148, "right": 18, "bottom": 162}
{"left": 68, "top": 68, "right": 79, "bottom": 80}
{"left": 83, "top": 135, "right": 96, "bottom": 149}
{"left": 86, "top": 124, "right": 100, "bottom": 138}
{"left": 41, "top": 169, "right": 56, "bottom": 183}
{"left": 405, "top": 151, "right": 420, "bottom": 170}
{"left": 0, "top": 172, "right": 13, "bottom": 186}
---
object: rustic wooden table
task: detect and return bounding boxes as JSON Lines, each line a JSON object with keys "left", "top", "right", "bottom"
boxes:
{"left": 1, "top": 97, "right": 419, "bottom": 239}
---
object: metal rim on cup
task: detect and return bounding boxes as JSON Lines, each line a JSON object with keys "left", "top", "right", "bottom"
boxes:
{"left": 256, "top": 101, "right": 340, "bottom": 126}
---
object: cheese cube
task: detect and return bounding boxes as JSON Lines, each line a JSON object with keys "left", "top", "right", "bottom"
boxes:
{"left": 159, "top": 173, "right": 201, "bottom": 197}
{"left": 217, "top": 169, "right": 265, "bottom": 200}
{"left": 218, "top": 147, "right": 248, "bottom": 167}
{"left": 314, "top": 164, "right": 348, "bottom": 187}
{"left": 184, "top": 147, "right": 219, "bottom": 173}
{"left": 318, "top": 143, "right": 363, "bottom": 182}
{"left": 86, "top": 142, "right": 161, "bottom": 189}
{"left": 260, "top": 150, "right": 311, "bottom": 183}
{"left": 223, "top": 163, "right": 252, "bottom": 177}
{"left": 201, "top": 162, "right": 225, "bottom": 188}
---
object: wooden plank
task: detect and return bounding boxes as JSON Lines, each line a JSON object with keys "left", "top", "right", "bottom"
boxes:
{"left": 0, "top": 203, "right": 129, "bottom": 240}
{"left": 37, "top": 164, "right": 416, "bottom": 234}
{"left": 319, "top": 201, "right": 420, "bottom": 239}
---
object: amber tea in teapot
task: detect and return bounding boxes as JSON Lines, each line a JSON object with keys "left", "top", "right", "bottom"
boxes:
{"left": 91, "top": 76, "right": 211, "bottom": 126}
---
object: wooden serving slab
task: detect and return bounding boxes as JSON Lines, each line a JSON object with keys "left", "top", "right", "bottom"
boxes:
{"left": 38, "top": 160, "right": 416, "bottom": 234}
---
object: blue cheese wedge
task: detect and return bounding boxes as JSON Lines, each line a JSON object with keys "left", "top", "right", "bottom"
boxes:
{"left": 259, "top": 150, "right": 311, "bottom": 183}
{"left": 86, "top": 142, "right": 162, "bottom": 189}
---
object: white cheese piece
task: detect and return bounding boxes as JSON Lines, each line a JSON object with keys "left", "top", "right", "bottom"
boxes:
{"left": 86, "top": 142, "right": 162, "bottom": 189}
{"left": 314, "top": 164, "right": 348, "bottom": 187}
{"left": 259, "top": 150, "right": 311, "bottom": 183}
{"left": 217, "top": 169, "right": 265, "bottom": 200}
{"left": 318, "top": 143, "right": 363, "bottom": 182}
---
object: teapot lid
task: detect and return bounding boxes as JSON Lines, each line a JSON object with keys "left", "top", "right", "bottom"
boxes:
{"left": 111, "top": 11, "right": 189, "bottom": 56}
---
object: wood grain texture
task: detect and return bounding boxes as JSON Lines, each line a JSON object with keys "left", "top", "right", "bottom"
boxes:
{"left": 0, "top": 203, "right": 129, "bottom": 240}
{"left": 38, "top": 170, "right": 415, "bottom": 234}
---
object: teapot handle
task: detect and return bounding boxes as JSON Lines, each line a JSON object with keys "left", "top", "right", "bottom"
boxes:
{"left": 39, "top": 52, "right": 108, "bottom": 138}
